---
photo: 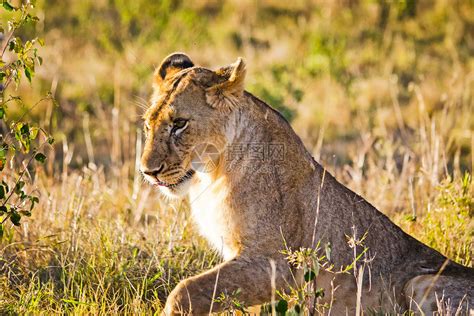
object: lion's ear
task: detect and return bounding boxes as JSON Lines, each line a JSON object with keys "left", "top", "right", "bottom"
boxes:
{"left": 206, "top": 57, "right": 246, "bottom": 109}
{"left": 154, "top": 52, "right": 194, "bottom": 86}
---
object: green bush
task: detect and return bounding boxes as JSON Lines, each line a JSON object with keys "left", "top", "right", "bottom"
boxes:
{"left": 0, "top": 0, "right": 53, "bottom": 236}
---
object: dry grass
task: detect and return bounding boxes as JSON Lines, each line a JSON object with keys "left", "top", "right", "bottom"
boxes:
{"left": 1, "top": 164, "right": 220, "bottom": 314}
{"left": 0, "top": 0, "right": 473, "bottom": 314}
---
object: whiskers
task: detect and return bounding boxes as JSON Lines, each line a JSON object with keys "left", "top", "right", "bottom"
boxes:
{"left": 133, "top": 95, "right": 151, "bottom": 115}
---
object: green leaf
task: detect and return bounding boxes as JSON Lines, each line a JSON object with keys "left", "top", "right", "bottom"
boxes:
{"left": 304, "top": 269, "right": 316, "bottom": 282}
{"left": 14, "top": 181, "right": 25, "bottom": 194}
{"left": 19, "top": 210, "right": 31, "bottom": 217}
{"left": 34, "top": 152, "right": 46, "bottom": 163}
{"left": 0, "top": 185, "right": 4, "bottom": 199}
{"left": 24, "top": 67, "right": 32, "bottom": 83}
{"left": 2, "top": 1, "right": 15, "bottom": 11}
{"left": 25, "top": 14, "right": 39, "bottom": 23}
{"left": 29, "top": 196, "right": 39, "bottom": 211}
{"left": 20, "top": 123, "right": 29, "bottom": 135}
{"left": 16, "top": 123, "right": 31, "bottom": 152}
{"left": 22, "top": 139, "right": 31, "bottom": 152}
{"left": 315, "top": 288, "right": 325, "bottom": 298}
{"left": 0, "top": 106, "right": 5, "bottom": 119}
{"left": 24, "top": 40, "right": 32, "bottom": 51}
{"left": 29, "top": 127, "right": 39, "bottom": 140}
{"left": 0, "top": 224, "right": 3, "bottom": 239}
{"left": 294, "top": 304, "right": 301, "bottom": 314}
{"left": 19, "top": 190, "right": 27, "bottom": 200}
{"left": 8, "top": 39, "right": 15, "bottom": 51}
{"left": 1, "top": 181, "right": 9, "bottom": 193}
{"left": 10, "top": 211, "right": 21, "bottom": 226}
{"left": 325, "top": 243, "right": 331, "bottom": 261}
{"left": 275, "top": 299, "right": 288, "bottom": 313}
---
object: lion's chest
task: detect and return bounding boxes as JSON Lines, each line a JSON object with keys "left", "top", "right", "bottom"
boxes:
{"left": 189, "top": 176, "right": 239, "bottom": 260}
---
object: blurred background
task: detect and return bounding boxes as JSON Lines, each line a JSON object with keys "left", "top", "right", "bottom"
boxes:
{"left": 11, "top": 0, "right": 473, "bottom": 181}
{"left": 1, "top": 0, "right": 473, "bottom": 313}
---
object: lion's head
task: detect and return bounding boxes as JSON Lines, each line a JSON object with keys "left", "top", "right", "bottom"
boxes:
{"left": 140, "top": 53, "right": 246, "bottom": 198}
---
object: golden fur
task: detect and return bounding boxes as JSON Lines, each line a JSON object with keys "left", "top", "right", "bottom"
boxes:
{"left": 140, "top": 53, "right": 474, "bottom": 315}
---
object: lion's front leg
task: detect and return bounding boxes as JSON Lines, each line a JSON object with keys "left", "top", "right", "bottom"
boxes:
{"left": 163, "top": 256, "right": 292, "bottom": 315}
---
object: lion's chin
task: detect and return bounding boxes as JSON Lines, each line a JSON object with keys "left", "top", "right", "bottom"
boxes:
{"left": 157, "top": 177, "right": 193, "bottom": 199}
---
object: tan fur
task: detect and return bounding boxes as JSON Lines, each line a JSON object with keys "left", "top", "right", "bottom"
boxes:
{"left": 140, "top": 53, "right": 474, "bottom": 315}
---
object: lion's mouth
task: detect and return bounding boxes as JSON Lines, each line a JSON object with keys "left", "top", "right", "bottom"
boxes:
{"left": 155, "top": 169, "right": 195, "bottom": 188}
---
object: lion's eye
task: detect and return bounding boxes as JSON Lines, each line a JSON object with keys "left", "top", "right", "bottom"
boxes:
{"left": 172, "top": 119, "right": 188, "bottom": 134}
{"left": 173, "top": 119, "right": 187, "bottom": 129}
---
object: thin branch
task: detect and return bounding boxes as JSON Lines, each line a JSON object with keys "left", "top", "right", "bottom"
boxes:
{"left": 1, "top": 139, "right": 47, "bottom": 211}
{"left": 0, "top": 30, "right": 15, "bottom": 58}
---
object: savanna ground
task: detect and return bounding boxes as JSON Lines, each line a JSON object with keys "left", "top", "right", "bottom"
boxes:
{"left": 0, "top": 0, "right": 473, "bottom": 314}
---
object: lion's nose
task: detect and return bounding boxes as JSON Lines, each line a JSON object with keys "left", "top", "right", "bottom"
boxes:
{"left": 141, "top": 163, "right": 166, "bottom": 177}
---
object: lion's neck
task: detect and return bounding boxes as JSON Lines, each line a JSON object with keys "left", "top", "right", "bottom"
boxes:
{"left": 188, "top": 94, "right": 294, "bottom": 259}
{"left": 224, "top": 107, "right": 265, "bottom": 145}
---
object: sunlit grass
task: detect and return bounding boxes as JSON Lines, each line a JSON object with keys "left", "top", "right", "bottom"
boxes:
{"left": 0, "top": 0, "right": 473, "bottom": 314}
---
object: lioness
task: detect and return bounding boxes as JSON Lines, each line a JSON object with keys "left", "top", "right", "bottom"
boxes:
{"left": 140, "top": 53, "right": 474, "bottom": 315}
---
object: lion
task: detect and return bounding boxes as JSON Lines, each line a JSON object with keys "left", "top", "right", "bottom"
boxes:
{"left": 140, "top": 53, "right": 474, "bottom": 315}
